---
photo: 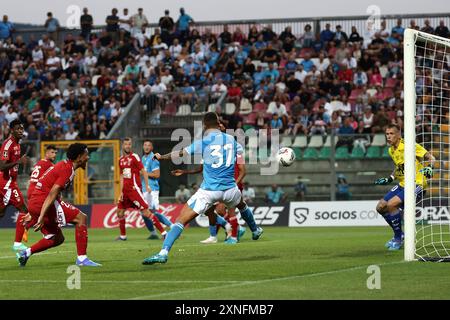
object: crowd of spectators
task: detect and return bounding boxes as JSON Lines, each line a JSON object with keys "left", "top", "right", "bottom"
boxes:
{"left": 0, "top": 8, "right": 448, "bottom": 150}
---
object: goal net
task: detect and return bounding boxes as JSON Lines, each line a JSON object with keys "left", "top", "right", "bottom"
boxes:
{"left": 404, "top": 29, "right": 450, "bottom": 262}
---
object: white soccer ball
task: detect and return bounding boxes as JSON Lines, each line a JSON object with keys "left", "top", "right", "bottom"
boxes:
{"left": 276, "top": 147, "right": 295, "bottom": 166}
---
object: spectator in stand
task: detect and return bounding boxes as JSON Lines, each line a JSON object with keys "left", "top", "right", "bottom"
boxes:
{"left": 320, "top": 23, "right": 335, "bottom": 43}
{"left": 265, "top": 184, "right": 287, "bottom": 204}
{"left": 336, "top": 174, "right": 351, "bottom": 200}
{"left": 106, "top": 8, "right": 120, "bottom": 43}
{"left": 371, "top": 106, "right": 390, "bottom": 133}
{"left": 80, "top": 8, "right": 93, "bottom": 40}
{"left": 299, "top": 24, "right": 314, "bottom": 48}
{"left": 348, "top": 26, "right": 362, "bottom": 43}
{"left": 270, "top": 113, "right": 283, "bottom": 130}
{"left": 421, "top": 19, "right": 434, "bottom": 34}
{"left": 131, "top": 8, "right": 149, "bottom": 39}
{"left": 0, "top": 15, "right": 14, "bottom": 41}
{"left": 336, "top": 117, "right": 355, "bottom": 151}
{"left": 334, "top": 25, "right": 348, "bottom": 46}
{"left": 159, "top": 10, "right": 175, "bottom": 45}
{"left": 118, "top": 8, "right": 132, "bottom": 42}
{"left": 219, "top": 25, "right": 232, "bottom": 49}
{"left": 44, "top": 12, "right": 60, "bottom": 42}
{"left": 294, "top": 176, "right": 307, "bottom": 201}
{"left": 242, "top": 182, "right": 255, "bottom": 203}
{"left": 176, "top": 7, "right": 194, "bottom": 44}
{"left": 435, "top": 20, "right": 449, "bottom": 38}
{"left": 391, "top": 19, "right": 405, "bottom": 38}
{"left": 175, "top": 184, "right": 191, "bottom": 203}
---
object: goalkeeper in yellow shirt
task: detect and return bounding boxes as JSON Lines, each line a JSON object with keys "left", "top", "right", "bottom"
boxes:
{"left": 375, "top": 124, "right": 435, "bottom": 250}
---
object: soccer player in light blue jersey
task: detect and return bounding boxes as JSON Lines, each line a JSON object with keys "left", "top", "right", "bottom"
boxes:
{"left": 141, "top": 140, "right": 173, "bottom": 239}
{"left": 142, "top": 112, "right": 263, "bottom": 264}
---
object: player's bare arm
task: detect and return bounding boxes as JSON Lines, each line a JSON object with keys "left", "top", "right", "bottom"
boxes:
{"left": 147, "top": 168, "right": 160, "bottom": 179}
{"left": 153, "top": 149, "right": 186, "bottom": 161}
{"left": 34, "top": 184, "right": 63, "bottom": 232}
{"left": 0, "top": 154, "right": 27, "bottom": 171}
{"left": 140, "top": 168, "right": 151, "bottom": 193}
{"left": 236, "top": 163, "right": 246, "bottom": 185}
{"left": 171, "top": 165, "right": 203, "bottom": 176}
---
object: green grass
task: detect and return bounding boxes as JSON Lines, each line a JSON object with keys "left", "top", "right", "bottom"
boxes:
{"left": 1, "top": 227, "right": 450, "bottom": 299}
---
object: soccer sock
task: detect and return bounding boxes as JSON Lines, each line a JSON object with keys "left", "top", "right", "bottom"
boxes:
{"left": 75, "top": 225, "right": 88, "bottom": 256}
{"left": 209, "top": 225, "right": 218, "bottom": 237}
{"left": 151, "top": 214, "right": 165, "bottom": 233}
{"left": 14, "top": 212, "right": 26, "bottom": 243}
{"left": 239, "top": 205, "right": 258, "bottom": 232}
{"left": 216, "top": 214, "right": 227, "bottom": 227}
{"left": 160, "top": 222, "right": 184, "bottom": 255}
{"left": 228, "top": 215, "right": 239, "bottom": 238}
{"left": 30, "top": 233, "right": 64, "bottom": 255}
{"left": 154, "top": 212, "right": 173, "bottom": 227}
{"left": 119, "top": 216, "right": 126, "bottom": 237}
{"left": 385, "top": 211, "right": 403, "bottom": 240}
{"left": 142, "top": 215, "right": 156, "bottom": 234}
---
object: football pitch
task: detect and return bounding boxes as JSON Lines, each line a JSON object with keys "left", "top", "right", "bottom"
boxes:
{"left": 0, "top": 226, "right": 449, "bottom": 300}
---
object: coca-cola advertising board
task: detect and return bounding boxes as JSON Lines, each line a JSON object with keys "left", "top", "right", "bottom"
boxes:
{"left": 90, "top": 203, "right": 185, "bottom": 229}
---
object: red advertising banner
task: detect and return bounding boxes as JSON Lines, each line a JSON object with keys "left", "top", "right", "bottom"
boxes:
{"left": 90, "top": 203, "right": 185, "bottom": 229}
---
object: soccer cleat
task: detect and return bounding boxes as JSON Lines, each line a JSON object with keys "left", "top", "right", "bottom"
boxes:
{"left": 16, "top": 250, "right": 29, "bottom": 267}
{"left": 142, "top": 253, "right": 168, "bottom": 265}
{"left": 224, "top": 237, "right": 238, "bottom": 244}
{"left": 76, "top": 257, "right": 102, "bottom": 267}
{"left": 200, "top": 236, "right": 218, "bottom": 244}
{"left": 388, "top": 239, "right": 403, "bottom": 251}
{"left": 12, "top": 243, "right": 28, "bottom": 252}
{"left": 385, "top": 233, "right": 404, "bottom": 248}
{"left": 237, "top": 226, "right": 246, "bottom": 241}
{"left": 252, "top": 227, "right": 264, "bottom": 240}
{"left": 147, "top": 234, "right": 159, "bottom": 240}
{"left": 115, "top": 236, "right": 127, "bottom": 241}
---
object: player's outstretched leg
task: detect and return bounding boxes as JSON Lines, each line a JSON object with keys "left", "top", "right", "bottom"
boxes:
{"left": 224, "top": 211, "right": 240, "bottom": 244}
{"left": 154, "top": 211, "right": 173, "bottom": 229}
{"left": 143, "top": 209, "right": 167, "bottom": 239}
{"left": 236, "top": 201, "right": 263, "bottom": 240}
{"left": 142, "top": 205, "right": 198, "bottom": 265}
{"left": 13, "top": 212, "right": 29, "bottom": 252}
{"left": 73, "top": 212, "right": 102, "bottom": 266}
{"left": 17, "top": 230, "right": 65, "bottom": 267}
{"left": 142, "top": 215, "right": 159, "bottom": 239}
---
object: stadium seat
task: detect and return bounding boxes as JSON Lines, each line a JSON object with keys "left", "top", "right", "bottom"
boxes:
{"left": 239, "top": 98, "right": 253, "bottom": 115}
{"left": 371, "top": 134, "right": 386, "bottom": 147}
{"left": 177, "top": 104, "right": 191, "bottom": 115}
{"left": 280, "top": 136, "right": 293, "bottom": 147}
{"left": 302, "top": 148, "right": 318, "bottom": 160}
{"left": 163, "top": 103, "right": 177, "bottom": 115}
{"left": 253, "top": 102, "right": 267, "bottom": 113}
{"left": 318, "top": 147, "right": 331, "bottom": 159}
{"left": 323, "top": 135, "right": 332, "bottom": 147}
{"left": 308, "top": 135, "right": 324, "bottom": 148}
{"left": 366, "top": 146, "right": 381, "bottom": 158}
{"left": 350, "top": 146, "right": 365, "bottom": 159}
{"left": 382, "top": 87, "right": 394, "bottom": 99}
{"left": 292, "top": 147, "right": 302, "bottom": 160}
{"left": 385, "top": 78, "right": 398, "bottom": 88}
{"left": 335, "top": 147, "right": 350, "bottom": 160}
{"left": 225, "top": 103, "right": 236, "bottom": 115}
{"left": 292, "top": 135, "right": 307, "bottom": 148}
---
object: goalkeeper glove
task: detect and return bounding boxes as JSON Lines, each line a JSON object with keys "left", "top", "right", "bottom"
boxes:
{"left": 375, "top": 175, "right": 394, "bottom": 185}
{"left": 420, "top": 166, "right": 433, "bottom": 179}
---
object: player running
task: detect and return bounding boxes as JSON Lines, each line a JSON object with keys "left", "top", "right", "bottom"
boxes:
{"left": 13, "top": 144, "right": 57, "bottom": 252}
{"left": 141, "top": 140, "right": 173, "bottom": 240}
{"left": 142, "top": 112, "right": 263, "bottom": 265}
{"left": 17, "top": 143, "right": 101, "bottom": 267}
{"left": 374, "top": 124, "right": 435, "bottom": 250}
{"left": 0, "top": 120, "right": 28, "bottom": 235}
{"left": 115, "top": 137, "right": 167, "bottom": 241}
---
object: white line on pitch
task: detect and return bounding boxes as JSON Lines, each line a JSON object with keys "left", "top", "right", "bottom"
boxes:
{"left": 126, "top": 260, "right": 406, "bottom": 300}
{"left": 0, "top": 279, "right": 246, "bottom": 284}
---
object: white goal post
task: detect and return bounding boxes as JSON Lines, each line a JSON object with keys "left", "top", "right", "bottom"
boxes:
{"left": 404, "top": 29, "right": 450, "bottom": 262}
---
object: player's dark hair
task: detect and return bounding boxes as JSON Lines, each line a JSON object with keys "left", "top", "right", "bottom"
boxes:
{"left": 67, "top": 143, "right": 88, "bottom": 160}
{"left": 9, "top": 119, "right": 22, "bottom": 129}
{"left": 123, "top": 137, "right": 132, "bottom": 143}
{"left": 143, "top": 139, "right": 152, "bottom": 144}
{"left": 46, "top": 144, "right": 57, "bottom": 151}
{"left": 386, "top": 123, "right": 401, "bottom": 132}
{"left": 203, "top": 112, "right": 219, "bottom": 129}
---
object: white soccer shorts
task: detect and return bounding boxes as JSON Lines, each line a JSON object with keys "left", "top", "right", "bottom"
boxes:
{"left": 187, "top": 186, "right": 242, "bottom": 216}
{"left": 144, "top": 191, "right": 160, "bottom": 211}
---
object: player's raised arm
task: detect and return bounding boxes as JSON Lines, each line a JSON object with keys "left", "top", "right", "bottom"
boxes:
{"left": 153, "top": 149, "right": 186, "bottom": 161}
{"left": 34, "top": 184, "right": 63, "bottom": 231}
{"left": 419, "top": 151, "right": 437, "bottom": 178}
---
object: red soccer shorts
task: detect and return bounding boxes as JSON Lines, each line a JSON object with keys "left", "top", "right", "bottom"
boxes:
{"left": 117, "top": 187, "right": 148, "bottom": 210}
{"left": 0, "top": 180, "right": 24, "bottom": 210}
{"left": 28, "top": 197, "right": 80, "bottom": 236}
